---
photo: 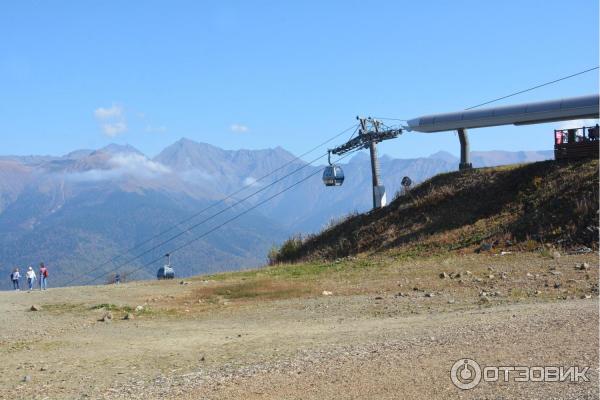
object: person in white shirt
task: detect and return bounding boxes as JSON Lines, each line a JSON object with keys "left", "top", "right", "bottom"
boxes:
{"left": 26, "top": 266, "right": 36, "bottom": 291}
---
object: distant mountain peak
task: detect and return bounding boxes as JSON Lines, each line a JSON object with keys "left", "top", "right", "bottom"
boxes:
{"left": 94, "top": 143, "right": 143, "bottom": 156}
{"left": 428, "top": 151, "right": 458, "bottom": 163}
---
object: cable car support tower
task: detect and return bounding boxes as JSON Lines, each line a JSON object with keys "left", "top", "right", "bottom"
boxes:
{"left": 325, "top": 117, "right": 402, "bottom": 209}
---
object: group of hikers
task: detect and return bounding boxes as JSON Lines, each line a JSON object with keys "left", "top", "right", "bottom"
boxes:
{"left": 9, "top": 263, "right": 49, "bottom": 291}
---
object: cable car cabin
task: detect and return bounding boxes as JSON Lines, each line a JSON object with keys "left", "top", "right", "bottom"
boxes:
{"left": 157, "top": 253, "right": 175, "bottom": 280}
{"left": 554, "top": 125, "right": 599, "bottom": 161}
{"left": 322, "top": 165, "right": 344, "bottom": 186}
{"left": 157, "top": 265, "right": 175, "bottom": 280}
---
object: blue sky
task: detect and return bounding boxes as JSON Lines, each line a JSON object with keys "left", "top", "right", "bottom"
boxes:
{"left": 1, "top": 0, "right": 598, "bottom": 160}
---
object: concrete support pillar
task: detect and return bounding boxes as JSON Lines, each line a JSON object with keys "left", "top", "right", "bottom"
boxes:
{"left": 457, "top": 128, "right": 472, "bottom": 170}
{"left": 369, "top": 141, "right": 386, "bottom": 208}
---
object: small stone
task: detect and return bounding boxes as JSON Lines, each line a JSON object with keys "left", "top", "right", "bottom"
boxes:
{"left": 549, "top": 271, "right": 561, "bottom": 276}
{"left": 582, "top": 294, "right": 592, "bottom": 299}
{"left": 39, "top": 367, "right": 47, "bottom": 371}
{"left": 553, "top": 282, "right": 561, "bottom": 289}
{"left": 30, "top": 305, "right": 41, "bottom": 312}
{"left": 534, "top": 290, "right": 542, "bottom": 295}
{"left": 526, "top": 272, "right": 533, "bottom": 278}
{"left": 123, "top": 313, "right": 134, "bottom": 320}
{"left": 200, "top": 355, "right": 205, "bottom": 362}
{"left": 464, "top": 271, "right": 472, "bottom": 276}
{"left": 447, "top": 299, "right": 455, "bottom": 304}
{"left": 22, "top": 375, "right": 31, "bottom": 382}
{"left": 135, "top": 305, "right": 144, "bottom": 312}
{"left": 488, "top": 274, "right": 495, "bottom": 279}
{"left": 374, "top": 296, "right": 384, "bottom": 300}
{"left": 424, "top": 293, "right": 434, "bottom": 298}
{"left": 552, "top": 251, "right": 561, "bottom": 260}
{"left": 576, "top": 263, "right": 589, "bottom": 271}
{"left": 101, "top": 312, "right": 113, "bottom": 322}
{"left": 322, "top": 290, "right": 333, "bottom": 296}
{"left": 474, "top": 278, "right": 483, "bottom": 283}
{"left": 479, "top": 296, "right": 490, "bottom": 303}
{"left": 439, "top": 272, "right": 449, "bottom": 279}
{"left": 500, "top": 272, "right": 508, "bottom": 280}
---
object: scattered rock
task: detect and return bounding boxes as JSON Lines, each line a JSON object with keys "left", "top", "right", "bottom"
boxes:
{"left": 447, "top": 299, "right": 455, "bottom": 304}
{"left": 549, "top": 271, "right": 561, "bottom": 276}
{"left": 479, "top": 243, "right": 493, "bottom": 252}
{"left": 500, "top": 272, "right": 508, "bottom": 280}
{"left": 464, "top": 271, "right": 472, "bottom": 276}
{"left": 500, "top": 251, "right": 512, "bottom": 256}
{"left": 30, "top": 305, "right": 41, "bottom": 312}
{"left": 135, "top": 305, "right": 144, "bottom": 312}
{"left": 526, "top": 272, "right": 534, "bottom": 278}
{"left": 479, "top": 296, "right": 490, "bottom": 304}
{"left": 534, "top": 290, "right": 542, "bottom": 295}
{"left": 488, "top": 274, "right": 495, "bottom": 279}
{"left": 439, "top": 272, "right": 449, "bottom": 279}
{"left": 374, "top": 296, "right": 384, "bottom": 300}
{"left": 179, "top": 280, "right": 189, "bottom": 285}
{"left": 572, "top": 246, "right": 592, "bottom": 254}
{"left": 123, "top": 313, "right": 134, "bottom": 320}
{"left": 424, "top": 293, "right": 434, "bottom": 298}
{"left": 100, "top": 312, "right": 113, "bottom": 322}
{"left": 322, "top": 291, "right": 333, "bottom": 296}
{"left": 582, "top": 294, "right": 592, "bottom": 299}
{"left": 200, "top": 355, "right": 205, "bottom": 362}
{"left": 553, "top": 282, "right": 561, "bottom": 289}
{"left": 575, "top": 263, "right": 589, "bottom": 271}
{"left": 474, "top": 278, "right": 483, "bottom": 283}
{"left": 22, "top": 375, "right": 31, "bottom": 383}
{"left": 394, "top": 292, "right": 406, "bottom": 297}
{"left": 39, "top": 367, "right": 47, "bottom": 371}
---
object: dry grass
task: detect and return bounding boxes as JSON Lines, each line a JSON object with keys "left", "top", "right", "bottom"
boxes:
{"left": 273, "top": 159, "right": 599, "bottom": 263}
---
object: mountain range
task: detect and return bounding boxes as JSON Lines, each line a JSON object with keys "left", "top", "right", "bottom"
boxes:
{"left": 0, "top": 139, "right": 553, "bottom": 288}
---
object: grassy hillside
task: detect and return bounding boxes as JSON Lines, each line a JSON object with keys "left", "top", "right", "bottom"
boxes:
{"left": 273, "top": 159, "right": 599, "bottom": 263}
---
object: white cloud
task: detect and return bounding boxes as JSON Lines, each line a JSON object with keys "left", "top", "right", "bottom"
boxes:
{"left": 65, "top": 153, "right": 170, "bottom": 182}
{"left": 243, "top": 176, "right": 261, "bottom": 187}
{"left": 102, "top": 121, "right": 128, "bottom": 137}
{"left": 109, "top": 153, "right": 171, "bottom": 175}
{"left": 94, "top": 104, "right": 127, "bottom": 137}
{"left": 230, "top": 123, "right": 249, "bottom": 133}
{"left": 94, "top": 105, "right": 123, "bottom": 119}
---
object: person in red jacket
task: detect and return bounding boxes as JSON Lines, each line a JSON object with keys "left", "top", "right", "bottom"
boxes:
{"left": 39, "top": 263, "right": 49, "bottom": 290}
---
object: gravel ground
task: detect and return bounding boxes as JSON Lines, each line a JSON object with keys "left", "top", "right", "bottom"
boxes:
{"left": 0, "top": 252, "right": 598, "bottom": 399}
